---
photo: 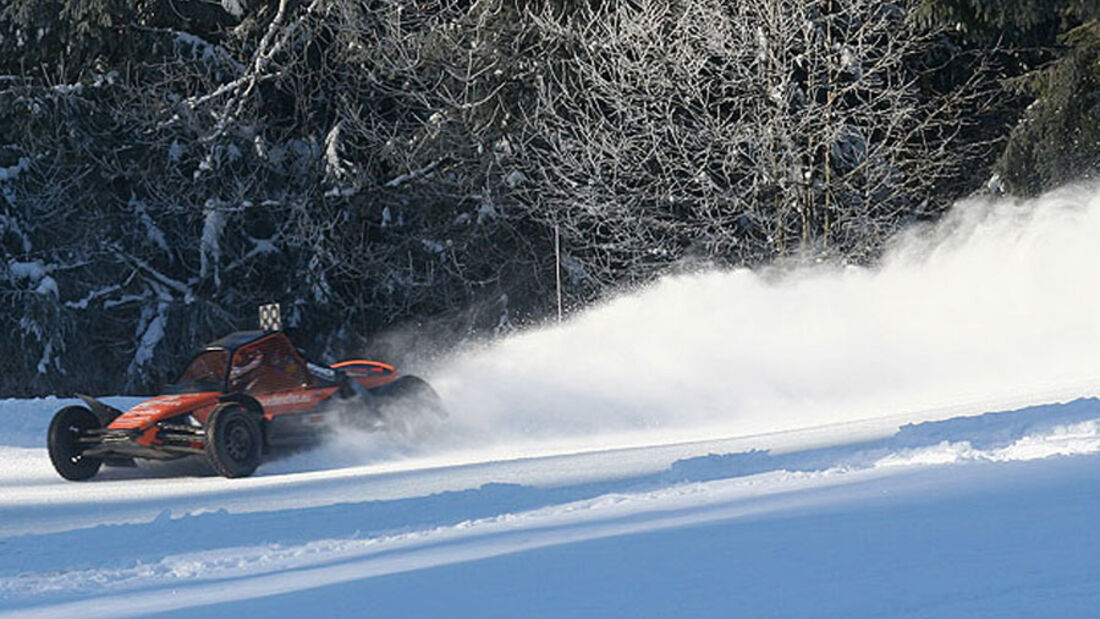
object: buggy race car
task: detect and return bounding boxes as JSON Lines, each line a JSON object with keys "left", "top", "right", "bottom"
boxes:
{"left": 47, "top": 304, "right": 444, "bottom": 480}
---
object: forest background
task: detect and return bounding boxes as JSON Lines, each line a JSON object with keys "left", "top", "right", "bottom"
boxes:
{"left": 1, "top": 0, "right": 1096, "bottom": 396}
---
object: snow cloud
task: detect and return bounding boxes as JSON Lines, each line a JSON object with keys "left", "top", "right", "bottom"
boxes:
{"left": 427, "top": 184, "right": 1100, "bottom": 450}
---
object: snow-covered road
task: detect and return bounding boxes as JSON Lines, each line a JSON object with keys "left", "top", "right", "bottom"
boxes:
{"left": 3, "top": 394, "right": 1099, "bottom": 617}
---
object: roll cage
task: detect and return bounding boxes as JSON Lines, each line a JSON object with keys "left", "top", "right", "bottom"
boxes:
{"left": 172, "top": 331, "right": 330, "bottom": 395}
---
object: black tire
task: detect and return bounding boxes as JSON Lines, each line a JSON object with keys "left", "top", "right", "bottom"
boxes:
{"left": 204, "top": 404, "right": 263, "bottom": 478}
{"left": 376, "top": 375, "right": 447, "bottom": 439}
{"left": 383, "top": 376, "right": 445, "bottom": 415}
{"left": 47, "top": 406, "right": 103, "bottom": 481}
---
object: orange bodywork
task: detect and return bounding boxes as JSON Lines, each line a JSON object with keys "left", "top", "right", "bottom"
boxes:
{"left": 109, "top": 393, "right": 221, "bottom": 447}
{"left": 48, "top": 329, "right": 429, "bottom": 483}
{"left": 105, "top": 334, "right": 400, "bottom": 449}
{"left": 254, "top": 387, "right": 340, "bottom": 417}
{"left": 331, "top": 359, "right": 395, "bottom": 372}
{"left": 332, "top": 360, "right": 400, "bottom": 389}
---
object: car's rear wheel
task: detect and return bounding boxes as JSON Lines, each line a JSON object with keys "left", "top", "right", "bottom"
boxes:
{"left": 47, "top": 406, "right": 103, "bottom": 481}
{"left": 205, "top": 404, "right": 262, "bottom": 478}
{"left": 376, "top": 375, "right": 447, "bottom": 440}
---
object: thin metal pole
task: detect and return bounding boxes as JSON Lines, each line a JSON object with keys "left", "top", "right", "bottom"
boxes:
{"left": 554, "top": 223, "right": 563, "bottom": 323}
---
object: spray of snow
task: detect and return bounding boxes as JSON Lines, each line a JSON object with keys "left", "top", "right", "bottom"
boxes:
{"left": 415, "top": 184, "right": 1100, "bottom": 454}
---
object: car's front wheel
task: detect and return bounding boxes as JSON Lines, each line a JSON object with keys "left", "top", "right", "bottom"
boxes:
{"left": 47, "top": 406, "right": 103, "bottom": 481}
{"left": 204, "top": 404, "right": 263, "bottom": 478}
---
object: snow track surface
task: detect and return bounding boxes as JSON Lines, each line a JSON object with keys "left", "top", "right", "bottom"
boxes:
{"left": 3, "top": 395, "right": 1100, "bottom": 617}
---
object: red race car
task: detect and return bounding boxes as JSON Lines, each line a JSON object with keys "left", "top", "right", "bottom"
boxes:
{"left": 47, "top": 305, "right": 444, "bottom": 480}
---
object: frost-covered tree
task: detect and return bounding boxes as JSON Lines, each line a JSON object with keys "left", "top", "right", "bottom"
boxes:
{"left": 504, "top": 0, "right": 1002, "bottom": 288}
{"left": 0, "top": 0, "right": 1011, "bottom": 396}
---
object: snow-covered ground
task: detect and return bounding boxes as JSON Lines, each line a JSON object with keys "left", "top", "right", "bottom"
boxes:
{"left": 2, "top": 393, "right": 1100, "bottom": 618}
{"left": 6, "top": 187, "right": 1100, "bottom": 616}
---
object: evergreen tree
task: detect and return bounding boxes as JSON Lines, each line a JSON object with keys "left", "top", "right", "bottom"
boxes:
{"left": 917, "top": 0, "right": 1100, "bottom": 193}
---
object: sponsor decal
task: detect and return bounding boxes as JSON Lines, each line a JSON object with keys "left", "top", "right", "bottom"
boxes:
{"left": 257, "top": 392, "right": 319, "bottom": 408}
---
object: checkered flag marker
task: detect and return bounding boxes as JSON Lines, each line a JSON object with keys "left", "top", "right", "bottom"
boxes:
{"left": 259, "top": 303, "right": 282, "bottom": 331}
